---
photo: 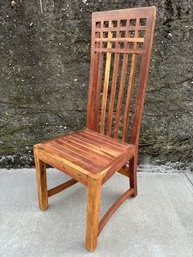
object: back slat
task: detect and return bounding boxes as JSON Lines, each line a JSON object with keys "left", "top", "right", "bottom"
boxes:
{"left": 114, "top": 52, "right": 128, "bottom": 138}
{"left": 114, "top": 19, "right": 131, "bottom": 139}
{"left": 100, "top": 21, "right": 113, "bottom": 134}
{"left": 122, "top": 18, "right": 140, "bottom": 142}
{"left": 107, "top": 20, "right": 121, "bottom": 137}
{"left": 95, "top": 51, "right": 104, "bottom": 127}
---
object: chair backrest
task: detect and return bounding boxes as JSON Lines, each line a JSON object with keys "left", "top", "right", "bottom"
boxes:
{"left": 87, "top": 7, "right": 156, "bottom": 145}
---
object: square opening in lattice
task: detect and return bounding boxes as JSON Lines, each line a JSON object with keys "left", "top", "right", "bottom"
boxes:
{"left": 130, "top": 19, "right": 136, "bottom": 26}
{"left": 140, "top": 18, "right": 147, "bottom": 26}
{"left": 111, "top": 42, "right": 116, "bottom": 48}
{"left": 103, "top": 42, "right": 108, "bottom": 48}
{"left": 112, "top": 20, "right": 118, "bottom": 27}
{"left": 95, "top": 32, "right": 100, "bottom": 38}
{"left": 103, "top": 32, "right": 108, "bottom": 38}
{"left": 120, "top": 42, "right": 125, "bottom": 49}
{"left": 120, "top": 19, "right": 127, "bottom": 27}
{"left": 129, "top": 31, "right": 135, "bottom": 38}
{"left": 103, "top": 21, "right": 109, "bottom": 28}
{"left": 129, "top": 42, "right": 134, "bottom": 49}
{"left": 95, "top": 42, "right": 100, "bottom": 48}
{"left": 139, "top": 30, "right": 145, "bottom": 38}
{"left": 137, "top": 42, "right": 143, "bottom": 49}
{"left": 112, "top": 31, "right": 117, "bottom": 38}
{"left": 120, "top": 31, "right": 126, "bottom": 38}
{"left": 96, "top": 22, "right": 101, "bottom": 28}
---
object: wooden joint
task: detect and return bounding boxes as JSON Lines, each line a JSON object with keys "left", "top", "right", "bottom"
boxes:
{"left": 48, "top": 179, "right": 78, "bottom": 197}
{"left": 117, "top": 167, "right": 130, "bottom": 177}
{"left": 117, "top": 162, "right": 130, "bottom": 177}
{"left": 98, "top": 188, "right": 135, "bottom": 235}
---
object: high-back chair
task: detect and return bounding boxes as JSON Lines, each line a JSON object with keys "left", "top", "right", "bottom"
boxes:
{"left": 34, "top": 6, "right": 156, "bottom": 251}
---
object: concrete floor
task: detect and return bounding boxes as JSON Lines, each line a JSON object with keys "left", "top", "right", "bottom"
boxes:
{"left": 0, "top": 168, "right": 193, "bottom": 257}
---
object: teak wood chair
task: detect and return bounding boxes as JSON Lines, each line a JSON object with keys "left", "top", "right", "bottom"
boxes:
{"left": 34, "top": 7, "right": 156, "bottom": 251}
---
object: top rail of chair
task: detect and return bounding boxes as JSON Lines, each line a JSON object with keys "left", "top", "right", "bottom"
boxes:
{"left": 92, "top": 6, "right": 157, "bottom": 20}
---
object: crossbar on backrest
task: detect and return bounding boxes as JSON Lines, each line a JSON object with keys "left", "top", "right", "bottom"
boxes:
{"left": 87, "top": 7, "right": 156, "bottom": 145}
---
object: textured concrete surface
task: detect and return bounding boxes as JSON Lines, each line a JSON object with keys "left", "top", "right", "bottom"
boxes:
{"left": 0, "top": 169, "right": 193, "bottom": 257}
{"left": 0, "top": 1, "right": 193, "bottom": 167}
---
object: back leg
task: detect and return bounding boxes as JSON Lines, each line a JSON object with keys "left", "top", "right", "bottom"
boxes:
{"left": 129, "top": 155, "right": 138, "bottom": 197}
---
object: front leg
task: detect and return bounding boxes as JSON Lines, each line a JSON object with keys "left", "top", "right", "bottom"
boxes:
{"left": 34, "top": 147, "right": 48, "bottom": 211}
{"left": 86, "top": 178, "right": 101, "bottom": 251}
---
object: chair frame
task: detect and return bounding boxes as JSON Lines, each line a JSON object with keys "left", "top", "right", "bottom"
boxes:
{"left": 34, "top": 7, "right": 156, "bottom": 251}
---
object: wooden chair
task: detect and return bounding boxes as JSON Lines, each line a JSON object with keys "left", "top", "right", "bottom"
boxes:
{"left": 34, "top": 7, "right": 156, "bottom": 251}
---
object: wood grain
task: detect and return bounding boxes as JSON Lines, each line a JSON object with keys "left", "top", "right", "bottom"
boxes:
{"left": 107, "top": 20, "right": 121, "bottom": 137}
{"left": 131, "top": 9, "right": 157, "bottom": 145}
{"left": 88, "top": 6, "right": 156, "bottom": 142}
{"left": 100, "top": 20, "right": 113, "bottom": 134}
{"left": 122, "top": 18, "right": 140, "bottom": 141}
{"left": 129, "top": 154, "right": 138, "bottom": 197}
{"left": 38, "top": 129, "right": 134, "bottom": 179}
{"left": 95, "top": 37, "right": 144, "bottom": 42}
{"left": 48, "top": 179, "right": 78, "bottom": 197}
{"left": 113, "top": 52, "right": 129, "bottom": 138}
{"left": 86, "top": 178, "right": 101, "bottom": 251}
{"left": 118, "top": 167, "right": 129, "bottom": 177}
{"left": 34, "top": 147, "right": 48, "bottom": 211}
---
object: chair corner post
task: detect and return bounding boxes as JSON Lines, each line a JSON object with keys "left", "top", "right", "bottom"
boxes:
{"left": 86, "top": 177, "right": 101, "bottom": 251}
{"left": 129, "top": 154, "right": 138, "bottom": 197}
{"left": 34, "top": 147, "right": 48, "bottom": 211}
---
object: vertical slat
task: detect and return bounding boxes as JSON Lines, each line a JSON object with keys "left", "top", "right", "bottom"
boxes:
{"left": 87, "top": 17, "right": 99, "bottom": 131}
{"left": 95, "top": 52, "right": 104, "bottom": 130}
{"left": 107, "top": 20, "right": 121, "bottom": 137}
{"left": 114, "top": 20, "right": 130, "bottom": 138}
{"left": 113, "top": 53, "right": 129, "bottom": 138}
{"left": 95, "top": 24, "right": 104, "bottom": 130}
{"left": 122, "top": 18, "right": 140, "bottom": 142}
{"left": 100, "top": 20, "right": 113, "bottom": 134}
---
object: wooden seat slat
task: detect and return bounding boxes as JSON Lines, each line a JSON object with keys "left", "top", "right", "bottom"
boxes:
{"left": 77, "top": 131, "right": 128, "bottom": 152}
{"left": 57, "top": 136, "right": 114, "bottom": 160}
{"left": 42, "top": 143, "right": 100, "bottom": 173}
{"left": 56, "top": 139, "right": 111, "bottom": 165}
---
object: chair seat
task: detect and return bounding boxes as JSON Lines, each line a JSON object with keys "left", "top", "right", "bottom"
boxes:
{"left": 35, "top": 129, "right": 135, "bottom": 182}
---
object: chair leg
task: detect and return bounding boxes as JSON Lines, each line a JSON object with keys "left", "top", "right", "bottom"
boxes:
{"left": 34, "top": 148, "right": 48, "bottom": 211}
{"left": 129, "top": 155, "right": 138, "bottom": 197}
{"left": 86, "top": 178, "right": 101, "bottom": 251}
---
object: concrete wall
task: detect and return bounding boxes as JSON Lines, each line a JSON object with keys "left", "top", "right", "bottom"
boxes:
{"left": 0, "top": 0, "right": 192, "bottom": 168}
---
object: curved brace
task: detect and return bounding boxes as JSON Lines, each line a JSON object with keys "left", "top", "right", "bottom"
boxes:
{"left": 98, "top": 188, "right": 135, "bottom": 235}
